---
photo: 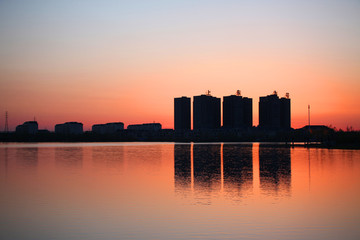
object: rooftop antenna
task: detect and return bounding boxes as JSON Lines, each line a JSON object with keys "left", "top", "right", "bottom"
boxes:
{"left": 206, "top": 90, "right": 211, "bottom": 96}
{"left": 236, "top": 90, "right": 241, "bottom": 96}
{"left": 285, "top": 93, "right": 289, "bottom": 99}
{"left": 4, "top": 111, "right": 9, "bottom": 132}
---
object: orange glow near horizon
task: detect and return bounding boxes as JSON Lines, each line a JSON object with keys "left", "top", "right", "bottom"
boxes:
{"left": 1, "top": 55, "right": 359, "bottom": 131}
{"left": 0, "top": 1, "right": 359, "bottom": 131}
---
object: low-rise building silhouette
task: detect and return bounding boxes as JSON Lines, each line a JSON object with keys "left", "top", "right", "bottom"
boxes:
{"left": 92, "top": 122, "right": 124, "bottom": 134}
{"left": 16, "top": 121, "right": 38, "bottom": 134}
{"left": 174, "top": 96, "right": 191, "bottom": 130}
{"left": 193, "top": 92, "right": 221, "bottom": 130}
{"left": 127, "top": 123, "right": 162, "bottom": 131}
{"left": 55, "top": 122, "right": 83, "bottom": 135}
{"left": 259, "top": 91, "right": 291, "bottom": 130}
{"left": 223, "top": 91, "right": 252, "bottom": 129}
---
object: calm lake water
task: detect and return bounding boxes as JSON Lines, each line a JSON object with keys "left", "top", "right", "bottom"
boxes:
{"left": 0, "top": 142, "right": 359, "bottom": 240}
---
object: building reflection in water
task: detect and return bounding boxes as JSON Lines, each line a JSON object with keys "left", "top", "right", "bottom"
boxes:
{"left": 193, "top": 144, "right": 221, "bottom": 193}
{"left": 126, "top": 145, "right": 163, "bottom": 172}
{"left": 174, "top": 143, "right": 293, "bottom": 201}
{"left": 55, "top": 147, "right": 83, "bottom": 169}
{"left": 0, "top": 147, "right": 9, "bottom": 176}
{"left": 174, "top": 144, "right": 191, "bottom": 192}
{"left": 223, "top": 144, "right": 253, "bottom": 194}
{"left": 174, "top": 143, "right": 253, "bottom": 201}
{"left": 16, "top": 147, "right": 38, "bottom": 169}
{"left": 92, "top": 146, "right": 124, "bottom": 171}
{"left": 259, "top": 145, "right": 291, "bottom": 196}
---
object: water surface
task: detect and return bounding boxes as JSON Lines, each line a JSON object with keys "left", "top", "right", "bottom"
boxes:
{"left": 0, "top": 142, "right": 359, "bottom": 239}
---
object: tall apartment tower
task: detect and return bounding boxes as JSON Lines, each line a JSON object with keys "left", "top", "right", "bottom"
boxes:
{"left": 174, "top": 96, "right": 191, "bottom": 130}
{"left": 193, "top": 93, "right": 221, "bottom": 130}
{"left": 223, "top": 91, "right": 253, "bottom": 129}
{"left": 280, "top": 95, "right": 291, "bottom": 129}
{"left": 259, "top": 91, "right": 291, "bottom": 130}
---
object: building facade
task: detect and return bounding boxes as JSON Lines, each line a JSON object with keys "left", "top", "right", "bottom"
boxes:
{"left": 92, "top": 122, "right": 124, "bottom": 134}
{"left": 193, "top": 94, "right": 221, "bottom": 130}
{"left": 174, "top": 96, "right": 191, "bottom": 130}
{"left": 223, "top": 94, "right": 252, "bottom": 129}
{"left": 55, "top": 122, "right": 83, "bottom": 135}
{"left": 259, "top": 92, "right": 291, "bottom": 130}
{"left": 280, "top": 97, "right": 291, "bottom": 129}
{"left": 127, "top": 123, "right": 162, "bottom": 131}
{"left": 15, "top": 121, "right": 38, "bottom": 134}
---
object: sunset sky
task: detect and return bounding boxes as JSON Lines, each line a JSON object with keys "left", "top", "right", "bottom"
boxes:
{"left": 1, "top": 0, "right": 359, "bottom": 130}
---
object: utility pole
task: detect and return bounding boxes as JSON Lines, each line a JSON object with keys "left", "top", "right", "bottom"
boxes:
{"left": 308, "top": 105, "right": 310, "bottom": 127}
{"left": 4, "top": 111, "right": 9, "bottom": 132}
{"left": 307, "top": 105, "right": 310, "bottom": 145}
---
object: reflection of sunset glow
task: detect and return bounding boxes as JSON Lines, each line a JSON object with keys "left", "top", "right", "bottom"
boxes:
{"left": 2, "top": 142, "right": 360, "bottom": 202}
{"left": 1, "top": 143, "right": 360, "bottom": 239}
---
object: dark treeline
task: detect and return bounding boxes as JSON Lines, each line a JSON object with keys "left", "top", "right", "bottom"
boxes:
{"left": 0, "top": 128, "right": 359, "bottom": 149}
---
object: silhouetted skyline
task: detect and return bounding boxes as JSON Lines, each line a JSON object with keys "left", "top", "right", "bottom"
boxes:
{"left": 174, "top": 91, "right": 290, "bottom": 130}
{"left": 1, "top": 1, "right": 359, "bottom": 131}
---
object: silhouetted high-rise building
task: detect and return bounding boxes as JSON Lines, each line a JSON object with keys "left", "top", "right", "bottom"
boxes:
{"left": 243, "top": 97, "right": 253, "bottom": 127}
{"left": 223, "top": 92, "right": 252, "bottom": 129}
{"left": 259, "top": 91, "right": 291, "bottom": 130}
{"left": 193, "top": 93, "right": 221, "bottom": 130}
{"left": 174, "top": 96, "right": 191, "bottom": 130}
{"left": 280, "top": 97, "right": 291, "bottom": 129}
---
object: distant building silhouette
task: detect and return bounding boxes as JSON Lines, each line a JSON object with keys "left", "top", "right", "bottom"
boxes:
{"left": 300, "top": 125, "right": 334, "bottom": 134}
{"left": 223, "top": 92, "right": 252, "bottom": 129}
{"left": 15, "top": 121, "right": 38, "bottom": 134}
{"left": 55, "top": 122, "right": 83, "bottom": 135}
{"left": 127, "top": 123, "right": 162, "bottom": 131}
{"left": 193, "top": 93, "right": 221, "bottom": 130}
{"left": 259, "top": 91, "right": 291, "bottom": 130}
{"left": 174, "top": 97, "right": 191, "bottom": 130}
{"left": 92, "top": 122, "right": 124, "bottom": 134}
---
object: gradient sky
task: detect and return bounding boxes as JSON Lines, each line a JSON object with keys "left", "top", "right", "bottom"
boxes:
{"left": 1, "top": 0, "right": 359, "bottom": 130}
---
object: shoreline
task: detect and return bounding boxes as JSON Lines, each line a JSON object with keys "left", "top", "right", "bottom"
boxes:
{"left": 0, "top": 140, "right": 359, "bottom": 150}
